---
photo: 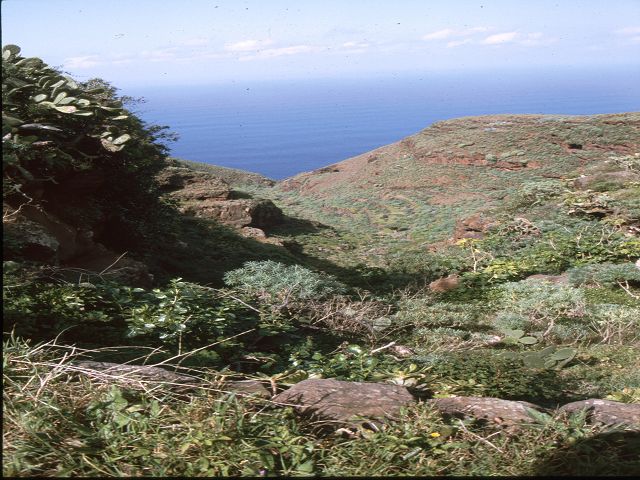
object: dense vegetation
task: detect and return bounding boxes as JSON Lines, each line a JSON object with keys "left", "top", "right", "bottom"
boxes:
{"left": 3, "top": 45, "right": 640, "bottom": 476}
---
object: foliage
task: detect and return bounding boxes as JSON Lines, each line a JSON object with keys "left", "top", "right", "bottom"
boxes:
{"left": 494, "top": 279, "right": 587, "bottom": 341}
{"left": 2, "top": 45, "right": 167, "bottom": 196}
{"left": 224, "top": 260, "right": 346, "bottom": 309}
{"left": 419, "top": 350, "right": 575, "bottom": 404}
{"left": 568, "top": 262, "right": 640, "bottom": 288}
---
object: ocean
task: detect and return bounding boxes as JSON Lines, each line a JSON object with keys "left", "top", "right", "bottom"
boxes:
{"left": 125, "top": 66, "right": 640, "bottom": 180}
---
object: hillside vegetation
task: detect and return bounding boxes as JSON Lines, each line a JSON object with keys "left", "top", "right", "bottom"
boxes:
{"left": 3, "top": 45, "right": 640, "bottom": 476}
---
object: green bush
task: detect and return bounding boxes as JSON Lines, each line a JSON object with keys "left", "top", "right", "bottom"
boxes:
{"left": 421, "top": 350, "right": 574, "bottom": 404}
{"left": 494, "top": 279, "right": 587, "bottom": 341}
{"left": 223, "top": 260, "right": 346, "bottom": 308}
{"left": 568, "top": 262, "right": 640, "bottom": 288}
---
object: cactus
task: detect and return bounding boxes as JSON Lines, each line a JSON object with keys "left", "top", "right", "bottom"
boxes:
{"left": 501, "top": 328, "right": 539, "bottom": 345}
{"left": 521, "top": 345, "right": 576, "bottom": 370}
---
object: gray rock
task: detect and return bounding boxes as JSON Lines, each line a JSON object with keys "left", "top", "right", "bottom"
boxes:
{"left": 71, "top": 361, "right": 202, "bottom": 391}
{"left": 559, "top": 399, "right": 640, "bottom": 430}
{"left": 224, "top": 380, "right": 271, "bottom": 399}
{"left": 574, "top": 170, "right": 640, "bottom": 190}
{"left": 427, "top": 396, "right": 545, "bottom": 426}
{"left": 4, "top": 216, "right": 60, "bottom": 261}
{"left": 272, "top": 378, "right": 416, "bottom": 425}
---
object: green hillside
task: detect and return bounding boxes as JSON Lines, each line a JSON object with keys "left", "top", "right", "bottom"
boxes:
{"left": 3, "top": 45, "right": 640, "bottom": 477}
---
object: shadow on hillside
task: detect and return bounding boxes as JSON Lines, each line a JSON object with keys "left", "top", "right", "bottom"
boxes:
{"left": 533, "top": 429, "right": 640, "bottom": 476}
{"left": 117, "top": 202, "right": 380, "bottom": 291}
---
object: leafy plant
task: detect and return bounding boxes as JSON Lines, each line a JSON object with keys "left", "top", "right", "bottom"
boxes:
{"left": 224, "top": 260, "right": 346, "bottom": 310}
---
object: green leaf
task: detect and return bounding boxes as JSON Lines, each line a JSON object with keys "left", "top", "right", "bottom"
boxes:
{"left": 3, "top": 44, "right": 21, "bottom": 59}
{"left": 519, "top": 336, "right": 539, "bottom": 345}
{"left": 2, "top": 114, "right": 24, "bottom": 126}
{"left": 53, "top": 105, "right": 77, "bottom": 114}
{"left": 32, "top": 94, "right": 47, "bottom": 102}
{"left": 112, "top": 133, "right": 131, "bottom": 145}
{"left": 58, "top": 96, "right": 77, "bottom": 105}
{"left": 548, "top": 347, "right": 576, "bottom": 361}
{"left": 53, "top": 92, "right": 68, "bottom": 104}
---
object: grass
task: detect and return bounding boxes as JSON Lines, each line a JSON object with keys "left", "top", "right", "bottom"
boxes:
{"left": 5, "top": 113, "right": 640, "bottom": 477}
{"left": 5, "top": 335, "right": 640, "bottom": 477}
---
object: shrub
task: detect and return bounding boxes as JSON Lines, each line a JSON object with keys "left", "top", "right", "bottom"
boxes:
{"left": 494, "top": 279, "right": 587, "bottom": 341}
{"left": 223, "top": 261, "right": 346, "bottom": 309}
{"left": 420, "top": 350, "right": 573, "bottom": 404}
{"left": 587, "top": 304, "right": 640, "bottom": 345}
{"left": 568, "top": 262, "right": 640, "bottom": 288}
{"left": 509, "top": 179, "right": 566, "bottom": 209}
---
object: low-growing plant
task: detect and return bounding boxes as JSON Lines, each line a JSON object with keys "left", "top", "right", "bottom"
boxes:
{"left": 568, "top": 262, "right": 640, "bottom": 288}
{"left": 224, "top": 260, "right": 346, "bottom": 311}
{"left": 494, "top": 279, "right": 587, "bottom": 341}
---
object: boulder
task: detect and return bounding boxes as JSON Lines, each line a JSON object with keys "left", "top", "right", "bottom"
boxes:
{"left": 429, "top": 274, "right": 460, "bottom": 293}
{"left": 223, "top": 380, "right": 271, "bottom": 399}
{"left": 559, "top": 399, "right": 640, "bottom": 430}
{"left": 182, "top": 198, "right": 283, "bottom": 229}
{"left": 4, "top": 215, "right": 60, "bottom": 262}
{"left": 454, "top": 214, "right": 492, "bottom": 240}
{"left": 573, "top": 170, "right": 640, "bottom": 191}
{"left": 156, "top": 166, "right": 230, "bottom": 199}
{"left": 71, "top": 360, "right": 203, "bottom": 391}
{"left": 272, "top": 378, "right": 416, "bottom": 425}
{"left": 427, "top": 396, "right": 545, "bottom": 427}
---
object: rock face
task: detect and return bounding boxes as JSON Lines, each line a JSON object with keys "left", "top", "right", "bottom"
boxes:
{"left": 156, "top": 166, "right": 284, "bottom": 230}
{"left": 272, "top": 378, "right": 416, "bottom": 424}
{"left": 156, "top": 166, "right": 230, "bottom": 200}
{"left": 3, "top": 205, "right": 153, "bottom": 287}
{"left": 182, "top": 198, "right": 283, "bottom": 228}
{"left": 559, "top": 399, "right": 640, "bottom": 430}
{"left": 427, "top": 396, "right": 545, "bottom": 427}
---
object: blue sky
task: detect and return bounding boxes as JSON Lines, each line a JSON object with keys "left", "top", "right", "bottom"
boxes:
{"left": 2, "top": 0, "right": 640, "bottom": 86}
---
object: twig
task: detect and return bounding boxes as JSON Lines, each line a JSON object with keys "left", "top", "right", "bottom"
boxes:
{"left": 370, "top": 341, "right": 396, "bottom": 354}
{"left": 457, "top": 419, "right": 504, "bottom": 453}
{"left": 98, "top": 251, "right": 129, "bottom": 276}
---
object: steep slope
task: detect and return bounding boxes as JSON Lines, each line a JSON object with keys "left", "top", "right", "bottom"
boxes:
{"left": 268, "top": 113, "right": 640, "bottom": 265}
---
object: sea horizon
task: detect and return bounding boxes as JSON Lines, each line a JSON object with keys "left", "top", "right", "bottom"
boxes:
{"left": 124, "top": 65, "right": 640, "bottom": 180}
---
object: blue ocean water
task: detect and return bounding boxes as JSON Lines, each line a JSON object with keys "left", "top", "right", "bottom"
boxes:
{"left": 126, "top": 67, "right": 640, "bottom": 180}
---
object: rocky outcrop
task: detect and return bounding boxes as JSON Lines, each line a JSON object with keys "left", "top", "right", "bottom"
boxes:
{"left": 156, "top": 166, "right": 231, "bottom": 199}
{"left": 454, "top": 214, "right": 492, "bottom": 240}
{"left": 181, "top": 198, "right": 283, "bottom": 228}
{"left": 4, "top": 204, "right": 153, "bottom": 287}
{"left": 156, "top": 166, "right": 284, "bottom": 232}
{"left": 272, "top": 378, "right": 416, "bottom": 425}
{"left": 559, "top": 399, "right": 640, "bottom": 430}
{"left": 427, "top": 396, "right": 545, "bottom": 427}
{"left": 63, "top": 361, "right": 640, "bottom": 433}
{"left": 573, "top": 170, "right": 640, "bottom": 190}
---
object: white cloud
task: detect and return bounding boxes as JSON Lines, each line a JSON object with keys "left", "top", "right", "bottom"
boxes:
{"left": 239, "top": 45, "right": 320, "bottom": 61}
{"left": 446, "top": 39, "right": 472, "bottom": 48}
{"left": 519, "top": 32, "right": 555, "bottom": 46}
{"left": 224, "top": 39, "right": 274, "bottom": 52}
{"left": 423, "top": 26, "right": 490, "bottom": 41}
{"left": 63, "top": 55, "right": 102, "bottom": 69}
{"left": 422, "top": 29, "right": 456, "bottom": 40}
{"left": 342, "top": 41, "right": 370, "bottom": 49}
{"left": 614, "top": 26, "right": 640, "bottom": 44}
{"left": 482, "top": 32, "right": 518, "bottom": 45}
